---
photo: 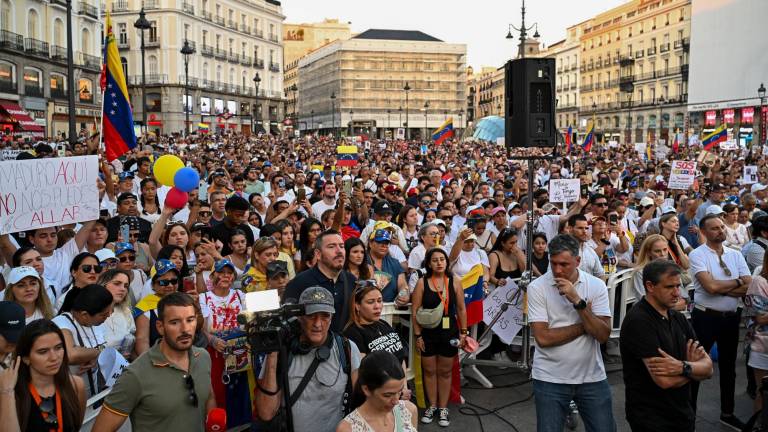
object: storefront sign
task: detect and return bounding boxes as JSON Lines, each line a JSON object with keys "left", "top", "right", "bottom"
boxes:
{"left": 742, "top": 107, "right": 755, "bottom": 124}
{"left": 724, "top": 109, "right": 735, "bottom": 125}
{"left": 705, "top": 110, "right": 717, "bottom": 126}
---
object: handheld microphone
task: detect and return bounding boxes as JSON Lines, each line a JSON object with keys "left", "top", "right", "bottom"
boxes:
{"left": 206, "top": 407, "right": 226, "bottom": 432}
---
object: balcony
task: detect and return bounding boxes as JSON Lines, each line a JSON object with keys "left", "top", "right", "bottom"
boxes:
{"left": 79, "top": 2, "right": 98, "bottom": 18}
{"left": 215, "top": 16, "right": 225, "bottom": 26}
{"left": 646, "top": 47, "right": 656, "bottom": 56}
{"left": 144, "top": 0, "right": 158, "bottom": 9}
{"left": 50, "top": 88, "right": 67, "bottom": 99}
{"left": 117, "top": 39, "right": 129, "bottom": 49}
{"left": 214, "top": 48, "right": 226, "bottom": 60}
{"left": 77, "top": 52, "right": 100, "bottom": 71}
{"left": 177, "top": 75, "right": 198, "bottom": 87}
{"left": 24, "top": 85, "right": 43, "bottom": 98}
{"left": 240, "top": 23, "right": 251, "bottom": 34}
{"left": 51, "top": 45, "right": 67, "bottom": 61}
{"left": 673, "top": 39, "right": 684, "bottom": 50}
{"left": 0, "top": 81, "right": 17, "bottom": 94}
{"left": 595, "top": 59, "right": 602, "bottom": 68}
{"left": 581, "top": 83, "right": 594, "bottom": 92}
{"left": 145, "top": 74, "right": 167, "bottom": 85}
{"left": 227, "top": 20, "right": 238, "bottom": 30}
{"left": 635, "top": 50, "right": 644, "bottom": 59}
{"left": 254, "top": 29, "right": 263, "bottom": 38}
{"left": 268, "top": 33, "right": 278, "bottom": 43}
{"left": 202, "top": 10, "right": 211, "bottom": 20}
{"left": 0, "top": 30, "right": 24, "bottom": 52}
{"left": 201, "top": 79, "right": 215, "bottom": 90}
{"left": 254, "top": 58, "right": 264, "bottom": 69}
{"left": 580, "top": 65, "right": 586, "bottom": 73}
{"left": 240, "top": 55, "right": 252, "bottom": 66}
{"left": 227, "top": 52, "right": 239, "bottom": 63}
{"left": 659, "top": 42, "right": 670, "bottom": 53}
{"left": 111, "top": 0, "right": 128, "bottom": 11}
{"left": 269, "top": 62, "right": 279, "bottom": 72}
{"left": 145, "top": 37, "right": 160, "bottom": 48}
{"left": 24, "top": 38, "right": 49, "bottom": 58}
{"left": 201, "top": 44, "right": 213, "bottom": 57}
{"left": 570, "top": 83, "right": 576, "bottom": 90}
{"left": 587, "top": 63, "right": 593, "bottom": 71}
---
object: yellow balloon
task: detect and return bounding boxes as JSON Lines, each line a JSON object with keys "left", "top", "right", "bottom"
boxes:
{"left": 153, "top": 155, "right": 184, "bottom": 187}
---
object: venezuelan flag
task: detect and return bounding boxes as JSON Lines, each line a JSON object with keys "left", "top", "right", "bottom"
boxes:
{"left": 702, "top": 124, "right": 727, "bottom": 151}
{"left": 133, "top": 293, "right": 159, "bottom": 319}
{"left": 431, "top": 118, "right": 454, "bottom": 145}
{"left": 336, "top": 145, "right": 358, "bottom": 167}
{"left": 462, "top": 264, "right": 485, "bottom": 326}
{"left": 102, "top": 12, "right": 136, "bottom": 162}
{"left": 582, "top": 122, "right": 594, "bottom": 152}
{"left": 565, "top": 125, "right": 572, "bottom": 153}
{"left": 198, "top": 122, "right": 209, "bottom": 133}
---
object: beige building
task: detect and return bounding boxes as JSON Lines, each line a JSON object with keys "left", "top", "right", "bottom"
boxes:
{"left": 0, "top": 0, "right": 101, "bottom": 138}
{"left": 549, "top": 24, "right": 582, "bottom": 131}
{"left": 297, "top": 29, "right": 466, "bottom": 140}
{"left": 579, "top": 0, "right": 691, "bottom": 144}
{"left": 111, "top": 0, "right": 285, "bottom": 135}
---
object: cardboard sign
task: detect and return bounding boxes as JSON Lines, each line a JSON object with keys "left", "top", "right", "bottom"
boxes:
{"left": 548, "top": 179, "right": 580, "bottom": 203}
{"left": 396, "top": 128, "right": 405, "bottom": 140}
{"left": 0, "top": 156, "right": 100, "bottom": 234}
{"left": 482, "top": 279, "right": 525, "bottom": 344}
{"left": 668, "top": 160, "right": 697, "bottom": 190}
{"left": 0, "top": 149, "right": 21, "bottom": 161}
{"left": 744, "top": 165, "right": 758, "bottom": 185}
{"left": 720, "top": 140, "right": 738, "bottom": 150}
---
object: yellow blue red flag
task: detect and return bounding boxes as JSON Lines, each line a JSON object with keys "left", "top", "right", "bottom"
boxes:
{"left": 431, "top": 118, "right": 454, "bottom": 145}
{"left": 102, "top": 12, "right": 137, "bottom": 162}
{"left": 701, "top": 124, "right": 727, "bottom": 151}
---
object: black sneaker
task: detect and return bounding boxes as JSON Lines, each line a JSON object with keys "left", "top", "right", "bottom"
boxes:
{"left": 719, "top": 414, "right": 746, "bottom": 431}
{"left": 421, "top": 406, "right": 437, "bottom": 424}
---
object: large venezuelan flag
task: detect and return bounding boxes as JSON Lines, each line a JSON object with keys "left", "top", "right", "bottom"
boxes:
{"left": 565, "top": 125, "right": 572, "bottom": 153}
{"left": 102, "top": 12, "right": 137, "bottom": 162}
{"left": 462, "top": 264, "right": 485, "bottom": 326}
{"left": 336, "top": 145, "right": 359, "bottom": 167}
{"left": 431, "top": 118, "right": 454, "bottom": 145}
{"left": 701, "top": 124, "right": 727, "bottom": 151}
{"left": 582, "top": 122, "right": 594, "bottom": 152}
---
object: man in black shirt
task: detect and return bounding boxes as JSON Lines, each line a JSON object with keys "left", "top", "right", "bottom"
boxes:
{"left": 283, "top": 230, "right": 356, "bottom": 332}
{"left": 620, "top": 260, "right": 713, "bottom": 432}
{"left": 106, "top": 197, "right": 152, "bottom": 243}
{"left": 209, "top": 195, "right": 255, "bottom": 256}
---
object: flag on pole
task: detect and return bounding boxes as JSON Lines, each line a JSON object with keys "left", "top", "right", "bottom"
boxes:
{"left": 672, "top": 129, "right": 680, "bottom": 154}
{"left": 431, "top": 118, "right": 454, "bottom": 145}
{"left": 582, "top": 122, "right": 594, "bottom": 152}
{"left": 565, "top": 125, "right": 572, "bottom": 153}
{"left": 701, "top": 124, "right": 727, "bottom": 151}
{"left": 102, "top": 12, "right": 137, "bottom": 162}
{"left": 461, "top": 264, "right": 485, "bottom": 326}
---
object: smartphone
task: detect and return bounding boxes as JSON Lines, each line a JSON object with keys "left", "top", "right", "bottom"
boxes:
{"left": 120, "top": 224, "right": 130, "bottom": 243}
{"left": 581, "top": 184, "right": 589, "bottom": 197}
{"left": 343, "top": 178, "right": 352, "bottom": 196}
{"left": 297, "top": 187, "right": 306, "bottom": 203}
{"left": 183, "top": 276, "right": 196, "bottom": 293}
{"left": 57, "top": 144, "right": 66, "bottom": 157}
{"left": 609, "top": 214, "right": 618, "bottom": 225}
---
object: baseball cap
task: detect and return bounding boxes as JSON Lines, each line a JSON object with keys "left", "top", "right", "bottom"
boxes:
{"left": 711, "top": 183, "right": 727, "bottom": 192}
{"left": 214, "top": 259, "right": 236, "bottom": 272}
{"left": 661, "top": 206, "right": 677, "bottom": 215}
{"left": 541, "top": 203, "right": 557, "bottom": 213}
{"left": 7, "top": 266, "right": 40, "bottom": 285}
{"left": 118, "top": 171, "right": 135, "bottom": 181}
{"left": 299, "top": 286, "right": 336, "bottom": 315}
{"left": 639, "top": 196, "right": 655, "bottom": 207}
{"left": 263, "top": 161, "right": 272, "bottom": 168}
{"left": 752, "top": 183, "right": 768, "bottom": 193}
{"left": 463, "top": 232, "right": 478, "bottom": 242}
{"left": 151, "top": 259, "right": 179, "bottom": 280}
{"left": 95, "top": 248, "right": 117, "bottom": 263}
{"left": 489, "top": 206, "right": 506, "bottom": 216}
{"left": 706, "top": 205, "right": 725, "bottom": 216}
{"left": 0, "top": 301, "right": 25, "bottom": 344}
{"left": 433, "top": 219, "right": 446, "bottom": 228}
{"left": 114, "top": 242, "right": 135, "bottom": 256}
{"left": 372, "top": 229, "right": 392, "bottom": 243}
{"left": 266, "top": 260, "right": 289, "bottom": 279}
{"left": 384, "top": 184, "right": 398, "bottom": 194}
{"left": 117, "top": 192, "right": 138, "bottom": 204}
{"left": 372, "top": 201, "right": 393, "bottom": 215}
{"left": 407, "top": 188, "right": 419, "bottom": 197}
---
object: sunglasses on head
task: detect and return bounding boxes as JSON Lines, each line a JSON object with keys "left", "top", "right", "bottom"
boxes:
{"left": 80, "top": 264, "right": 104, "bottom": 274}
{"left": 157, "top": 278, "right": 179, "bottom": 287}
{"left": 119, "top": 255, "right": 136, "bottom": 263}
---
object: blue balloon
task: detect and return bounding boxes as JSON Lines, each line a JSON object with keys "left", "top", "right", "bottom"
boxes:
{"left": 173, "top": 167, "right": 200, "bottom": 193}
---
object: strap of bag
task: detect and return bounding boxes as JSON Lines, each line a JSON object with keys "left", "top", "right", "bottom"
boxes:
{"left": 62, "top": 313, "right": 97, "bottom": 395}
{"left": 288, "top": 353, "right": 322, "bottom": 408}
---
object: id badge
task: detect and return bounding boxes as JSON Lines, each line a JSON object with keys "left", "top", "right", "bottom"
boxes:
{"left": 442, "top": 317, "right": 450, "bottom": 329}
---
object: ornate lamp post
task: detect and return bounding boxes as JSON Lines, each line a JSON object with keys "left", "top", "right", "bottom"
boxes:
{"left": 252, "top": 73, "right": 261, "bottom": 134}
{"left": 134, "top": 8, "right": 151, "bottom": 139}
{"left": 330, "top": 91, "right": 336, "bottom": 137}
{"left": 180, "top": 38, "right": 195, "bottom": 136}
{"left": 403, "top": 82, "right": 411, "bottom": 139}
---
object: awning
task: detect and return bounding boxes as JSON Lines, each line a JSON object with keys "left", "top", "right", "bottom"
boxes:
{"left": 0, "top": 103, "right": 44, "bottom": 134}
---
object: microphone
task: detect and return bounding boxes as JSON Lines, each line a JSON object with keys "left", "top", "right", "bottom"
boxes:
{"left": 206, "top": 408, "right": 226, "bottom": 432}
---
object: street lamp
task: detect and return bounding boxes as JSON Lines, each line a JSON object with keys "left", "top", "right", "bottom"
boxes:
{"left": 180, "top": 38, "right": 195, "bottom": 136}
{"left": 252, "top": 73, "right": 261, "bottom": 134}
{"left": 289, "top": 83, "right": 298, "bottom": 133}
{"left": 759, "top": 83, "right": 766, "bottom": 146}
{"left": 423, "top": 101, "right": 429, "bottom": 141}
{"left": 592, "top": 101, "right": 597, "bottom": 144}
{"left": 330, "top": 91, "right": 336, "bottom": 138}
{"left": 398, "top": 106, "right": 403, "bottom": 134}
{"left": 657, "top": 95, "right": 665, "bottom": 142}
{"left": 387, "top": 109, "right": 391, "bottom": 135}
{"left": 134, "top": 8, "right": 151, "bottom": 140}
{"left": 65, "top": 0, "right": 76, "bottom": 144}
{"left": 310, "top": 110, "right": 314, "bottom": 132}
{"left": 403, "top": 82, "right": 411, "bottom": 139}
{"left": 626, "top": 94, "right": 633, "bottom": 144}
{"left": 349, "top": 110, "right": 354, "bottom": 136}
{"left": 506, "top": 0, "right": 539, "bottom": 59}
{"left": 459, "top": 108, "right": 464, "bottom": 137}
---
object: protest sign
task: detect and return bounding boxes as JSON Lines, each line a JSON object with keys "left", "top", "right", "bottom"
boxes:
{"left": 668, "top": 160, "right": 697, "bottom": 190}
{"left": 634, "top": 142, "right": 647, "bottom": 157}
{"left": 744, "top": 165, "right": 758, "bottom": 184}
{"left": 548, "top": 179, "right": 580, "bottom": 203}
{"left": 763, "top": 145, "right": 768, "bottom": 156}
{"left": 396, "top": 128, "right": 405, "bottom": 140}
{"left": 0, "top": 149, "right": 21, "bottom": 161}
{"left": 0, "top": 156, "right": 100, "bottom": 234}
{"left": 482, "top": 280, "right": 525, "bottom": 344}
{"left": 98, "top": 347, "right": 130, "bottom": 388}
{"left": 720, "top": 140, "right": 738, "bottom": 150}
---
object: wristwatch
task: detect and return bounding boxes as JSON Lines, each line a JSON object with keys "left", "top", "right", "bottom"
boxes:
{"left": 681, "top": 361, "right": 692, "bottom": 378}
{"left": 573, "top": 299, "right": 587, "bottom": 310}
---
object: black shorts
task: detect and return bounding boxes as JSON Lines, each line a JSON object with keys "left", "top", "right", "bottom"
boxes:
{"left": 421, "top": 328, "right": 459, "bottom": 358}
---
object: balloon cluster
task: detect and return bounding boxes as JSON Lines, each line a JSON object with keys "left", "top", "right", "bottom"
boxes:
{"left": 153, "top": 155, "right": 200, "bottom": 209}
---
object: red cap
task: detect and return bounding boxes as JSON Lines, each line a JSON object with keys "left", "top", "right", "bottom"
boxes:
{"left": 407, "top": 187, "right": 419, "bottom": 197}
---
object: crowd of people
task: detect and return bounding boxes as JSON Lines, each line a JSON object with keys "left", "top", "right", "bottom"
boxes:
{"left": 0, "top": 130, "right": 767, "bottom": 431}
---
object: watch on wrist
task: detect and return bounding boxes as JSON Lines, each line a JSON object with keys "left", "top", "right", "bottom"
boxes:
{"left": 573, "top": 299, "right": 587, "bottom": 310}
{"left": 681, "top": 361, "right": 692, "bottom": 378}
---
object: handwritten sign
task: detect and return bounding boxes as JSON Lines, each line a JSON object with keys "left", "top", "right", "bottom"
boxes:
{"left": 482, "top": 279, "right": 525, "bottom": 344}
{"left": 744, "top": 165, "right": 758, "bottom": 185}
{"left": 668, "top": 160, "right": 697, "bottom": 190}
{"left": 396, "top": 128, "right": 405, "bottom": 140}
{"left": 0, "top": 156, "right": 100, "bottom": 234}
{"left": 0, "top": 149, "right": 21, "bottom": 161}
{"left": 548, "top": 179, "right": 580, "bottom": 203}
{"left": 720, "top": 140, "right": 738, "bottom": 150}
{"left": 98, "top": 347, "right": 129, "bottom": 388}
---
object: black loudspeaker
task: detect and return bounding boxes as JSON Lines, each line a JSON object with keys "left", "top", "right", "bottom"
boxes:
{"left": 504, "top": 58, "right": 556, "bottom": 148}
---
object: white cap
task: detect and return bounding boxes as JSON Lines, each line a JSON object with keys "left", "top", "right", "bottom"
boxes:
{"left": 639, "top": 196, "right": 655, "bottom": 207}
{"left": 661, "top": 205, "right": 677, "bottom": 215}
{"left": 95, "top": 248, "right": 117, "bottom": 263}
{"left": 7, "top": 266, "right": 41, "bottom": 285}
{"left": 706, "top": 205, "right": 725, "bottom": 216}
{"left": 752, "top": 183, "right": 768, "bottom": 193}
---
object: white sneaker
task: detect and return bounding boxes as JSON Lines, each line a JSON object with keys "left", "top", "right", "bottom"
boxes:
{"left": 421, "top": 406, "right": 437, "bottom": 424}
{"left": 438, "top": 408, "right": 450, "bottom": 427}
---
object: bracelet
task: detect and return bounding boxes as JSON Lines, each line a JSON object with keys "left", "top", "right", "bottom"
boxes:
{"left": 460, "top": 328, "right": 469, "bottom": 335}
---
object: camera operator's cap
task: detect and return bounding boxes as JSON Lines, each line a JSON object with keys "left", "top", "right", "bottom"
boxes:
{"left": 117, "top": 192, "right": 138, "bottom": 204}
{"left": 706, "top": 205, "right": 725, "bottom": 216}
{"left": 151, "top": 259, "right": 179, "bottom": 280}
{"left": 0, "top": 301, "right": 25, "bottom": 344}
{"left": 299, "top": 286, "right": 336, "bottom": 315}
{"left": 639, "top": 196, "right": 655, "bottom": 207}
{"left": 7, "top": 266, "right": 40, "bottom": 285}
{"left": 266, "top": 260, "right": 288, "bottom": 279}
{"left": 114, "top": 242, "right": 135, "bottom": 256}
{"left": 214, "top": 258, "right": 236, "bottom": 273}
{"left": 95, "top": 248, "right": 117, "bottom": 263}
{"left": 372, "top": 229, "right": 392, "bottom": 243}
{"left": 118, "top": 171, "right": 135, "bottom": 181}
{"left": 372, "top": 201, "right": 393, "bottom": 215}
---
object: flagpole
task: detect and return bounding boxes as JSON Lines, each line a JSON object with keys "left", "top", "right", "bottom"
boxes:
{"left": 98, "top": 13, "right": 107, "bottom": 153}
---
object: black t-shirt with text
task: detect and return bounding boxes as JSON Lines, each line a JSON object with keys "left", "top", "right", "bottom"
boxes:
{"left": 344, "top": 320, "right": 406, "bottom": 363}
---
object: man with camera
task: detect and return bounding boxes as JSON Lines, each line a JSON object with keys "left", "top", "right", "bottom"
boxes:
{"left": 254, "top": 286, "right": 361, "bottom": 432}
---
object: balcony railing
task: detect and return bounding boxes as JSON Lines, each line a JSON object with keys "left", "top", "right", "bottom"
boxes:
{"left": 214, "top": 48, "right": 226, "bottom": 60}
{"left": 201, "top": 44, "right": 213, "bottom": 57}
{"left": 51, "top": 45, "right": 67, "bottom": 61}
{"left": 24, "top": 38, "right": 49, "bottom": 57}
{"left": 268, "top": 33, "right": 278, "bottom": 43}
{"left": 255, "top": 58, "right": 264, "bottom": 69}
{"left": 569, "top": 83, "right": 576, "bottom": 90}
{"left": 0, "top": 80, "right": 17, "bottom": 94}
{"left": 227, "top": 53, "right": 239, "bottom": 63}
{"left": 144, "top": 0, "right": 158, "bottom": 9}
{"left": 129, "top": 74, "right": 167, "bottom": 85}
{"left": 182, "top": 2, "right": 194, "bottom": 13}
{"left": 240, "top": 23, "right": 251, "bottom": 34}
{"left": 201, "top": 79, "right": 215, "bottom": 90}
{"left": 111, "top": 0, "right": 128, "bottom": 11}
{"left": 145, "top": 37, "right": 160, "bottom": 48}
{"left": 79, "top": 2, "right": 98, "bottom": 18}
{"left": 117, "top": 39, "right": 129, "bottom": 49}
{"left": 254, "top": 29, "right": 263, "bottom": 38}
{"left": 619, "top": 55, "right": 634, "bottom": 66}
{"left": 78, "top": 52, "right": 100, "bottom": 71}
{"left": 215, "top": 16, "right": 225, "bottom": 26}
{"left": 240, "top": 55, "right": 252, "bottom": 66}
{"left": 659, "top": 42, "right": 670, "bottom": 53}
{"left": 635, "top": 50, "right": 644, "bottom": 59}
{"left": 227, "top": 20, "right": 238, "bottom": 30}
{"left": 202, "top": 11, "right": 212, "bottom": 20}
{"left": 581, "top": 83, "right": 594, "bottom": 92}
{"left": 646, "top": 47, "right": 656, "bottom": 56}
{"left": 51, "top": 88, "right": 67, "bottom": 99}
{"left": 0, "top": 30, "right": 24, "bottom": 51}
{"left": 177, "top": 75, "right": 198, "bottom": 87}
{"left": 24, "top": 85, "right": 43, "bottom": 98}
{"left": 269, "top": 62, "right": 279, "bottom": 72}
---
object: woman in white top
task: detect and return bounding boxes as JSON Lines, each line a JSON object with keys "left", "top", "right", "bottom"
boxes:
{"left": 97, "top": 269, "right": 136, "bottom": 360}
{"left": 193, "top": 241, "right": 215, "bottom": 293}
{"left": 338, "top": 351, "right": 417, "bottom": 432}
{"left": 2, "top": 266, "right": 54, "bottom": 323}
{"left": 51, "top": 284, "right": 114, "bottom": 397}
{"left": 449, "top": 227, "right": 491, "bottom": 283}
{"left": 723, "top": 203, "right": 749, "bottom": 251}
{"left": 407, "top": 222, "right": 444, "bottom": 273}
{"left": 397, "top": 205, "right": 420, "bottom": 254}
{"left": 138, "top": 177, "right": 162, "bottom": 225}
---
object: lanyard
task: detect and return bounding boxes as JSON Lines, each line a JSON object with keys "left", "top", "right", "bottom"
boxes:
{"left": 431, "top": 275, "right": 449, "bottom": 316}
{"left": 28, "top": 383, "right": 63, "bottom": 432}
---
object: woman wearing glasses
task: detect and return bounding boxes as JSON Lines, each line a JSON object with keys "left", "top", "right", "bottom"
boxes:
{"left": 52, "top": 284, "right": 114, "bottom": 397}
{"left": 0, "top": 320, "right": 86, "bottom": 432}
{"left": 98, "top": 269, "right": 136, "bottom": 360}
{"left": 407, "top": 222, "right": 444, "bottom": 274}
{"left": 55, "top": 252, "right": 103, "bottom": 314}
{"left": 134, "top": 259, "right": 181, "bottom": 355}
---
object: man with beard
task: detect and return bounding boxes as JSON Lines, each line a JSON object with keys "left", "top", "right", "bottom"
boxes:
{"left": 94, "top": 292, "right": 215, "bottom": 431}
{"left": 284, "top": 230, "right": 357, "bottom": 333}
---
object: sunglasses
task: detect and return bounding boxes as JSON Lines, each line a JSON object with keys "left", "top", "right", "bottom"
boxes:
{"left": 421, "top": 200, "right": 432, "bottom": 205}
{"left": 157, "top": 278, "right": 179, "bottom": 287}
{"left": 80, "top": 264, "right": 104, "bottom": 274}
{"left": 718, "top": 255, "right": 732, "bottom": 277}
{"left": 128, "top": 232, "right": 140, "bottom": 239}
{"left": 184, "top": 374, "right": 199, "bottom": 406}
{"left": 119, "top": 255, "right": 136, "bottom": 263}
{"left": 593, "top": 202, "right": 608, "bottom": 207}
{"left": 199, "top": 211, "right": 212, "bottom": 216}
{"left": 39, "top": 396, "right": 59, "bottom": 426}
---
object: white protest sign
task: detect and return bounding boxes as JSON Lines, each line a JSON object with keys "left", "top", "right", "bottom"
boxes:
{"left": 98, "top": 347, "right": 130, "bottom": 388}
{"left": 655, "top": 144, "right": 669, "bottom": 160}
{"left": 744, "top": 165, "right": 758, "bottom": 184}
{"left": 396, "top": 128, "right": 405, "bottom": 139}
{"left": 762, "top": 145, "right": 768, "bottom": 156}
{"left": 634, "top": 142, "right": 647, "bottom": 156}
{"left": 0, "top": 156, "right": 100, "bottom": 234}
{"left": 608, "top": 140, "right": 618, "bottom": 148}
{"left": 689, "top": 134, "right": 700, "bottom": 147}
{"left": 482, "top": 280, "right": 525, "bottom": 344}
{"left": 668, "top": 160, "right": 697, "bottom": 190}
{"left": 720, "top": 140, "right": 738, "bottom": 150}
{"left": 0, "top": 149, "right": 21, "bottom": 161}
{"left": 548, "top": 179, "right": 580, "bottom": 204}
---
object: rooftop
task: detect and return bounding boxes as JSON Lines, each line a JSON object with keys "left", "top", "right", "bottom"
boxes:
{"left": 353, "top": 29, "right": 443, "bottom": 42}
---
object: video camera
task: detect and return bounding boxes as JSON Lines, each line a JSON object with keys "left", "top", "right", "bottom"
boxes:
{"left": 238, "top": 290, "right": 305, "bottom": 354}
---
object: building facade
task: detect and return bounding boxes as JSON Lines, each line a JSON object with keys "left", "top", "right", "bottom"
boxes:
{"left": 297, "top": 29, "right": 466, "bottom": 140}
{"left": 550, "top": 24, "right": 582, "bottom": 131}
{"left": 0, "top": 0, "right": 101, "bottom": 139}
{"left": 110, "top": 0, "right": 285, "bottom": 136}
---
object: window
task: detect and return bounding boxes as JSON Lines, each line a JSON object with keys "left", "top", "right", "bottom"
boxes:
{"left": 637, "top": 115, "right": 644, "bottom": 127}
{"left": 0, "top": 0, "right": 11, "bottom": 32}
{"left": 215, "top": 4, "right": 220, "bottom": 16}
{"left": 228, "top": 9, "right": 233, "bottom": 21}
{"left": 81, "top": 28, "right": 90, "bottom": 53}
{"left": 228, "top": 68, "right": 234, "bottom": 85}
{"left": 241, "top": 42, "right": 246, "bottom": 55}
{"left": 663, "top": 85, "right": 669, "bottom": 99}
{"left": 148, "top": 21, "right": 157, "bottom": 42}
{"left": 678, "top": 30, "right": 684, "bottom": 41}
{"left": 147, "top": 55, "right": 157, "bottom": 75}
{"left": 147, "top": 92, "right": 161, "bottom": 112}
{"left": 663, "top": 59, "right": 669, "bottom": 74}
{"left": 120, "top": 57, "right": 127, "bottom": 78}
{"left": 54, "top": 19, "right": 64, "bottom": 46}
{"left": 638, "top": 88, "right": 644, "bottom": 102}
{"left": 680, "top": 8, "right": 685, "bottom": 21}
{"left": 118, "top": 23, "right": 127, "bottom": 44}
{"left": 216, "top": 65, "right": 221, "bottom": 82}
{"left": 202, "top": 0, "right": 207, "bottom": 12}
{"left": 0, "top": 61, "right": 16, "bottom": 88}
{"left": 23, "top": 67, "right": 41, "bottom": 88}
{"left": 50, "top": 73, "right": 65, "bottom": 93}
{"left": 202, "top": 30, "right": 207, "bottom": 46}
{"left": 269, "top": 49, "right": 274, "bottom": 63}
{"left": 27, "top": 9, "right": 39, "bottom": 39}
{"left": 215, "top": 35, "right": 221, "bottom": 49}
{"left": 202, "top": 62, "right": 208, "bottom": 80}
{"left": 78, "top": 78, "right": 93, "bottom": 102}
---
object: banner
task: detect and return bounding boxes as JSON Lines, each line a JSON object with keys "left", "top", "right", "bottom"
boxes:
{"left": 668, "top": 160, "right": 697, "bottom": 190}
{"left": 548, "top": 179, "right": 580, "bottom": 203}
{"left": 482, "top": 279, "right": 525, "bottom": 344}
{"left": 0, "top": 156, "right": 100, "bottom": 234}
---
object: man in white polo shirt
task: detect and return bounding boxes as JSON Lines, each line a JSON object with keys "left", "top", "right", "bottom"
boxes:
{"left": 528, "top": 234, "right": 615, "bottom": 432}
{"left": 689, "top": 213, "right": 751, "bottom": 431}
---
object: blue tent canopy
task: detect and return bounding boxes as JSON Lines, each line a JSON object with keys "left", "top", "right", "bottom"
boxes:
{"left": 472, "top": 116, "right": 505, "bottom": 142}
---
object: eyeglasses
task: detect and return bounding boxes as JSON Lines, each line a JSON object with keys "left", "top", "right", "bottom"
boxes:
{"left": 199, "top": 211, "right": 212, "bottom": 217}
{"left": 184, "top": 374, "right": 199, "bottom": 406}
{"left": 420, "top": 200, "right": 432, "bottom": 205}
{"left": 128, "top": 232, "right": 140, "bottom": 239}
{"left": 166, "top": 220, "right": 186, "bottom": 227}
{"left": 718, "top": 255, "right": 732, "bottom": 277}
{"left": 425, "top": 232, "right": 440, "bottom": 237}
{"left": 594, "top": 202, "right": 608, "bottom": 207}
{"left": 39, "top": 396, "right": 59, "bottom": 426}
{"left": 157, "top": 278, "right": 179, "bottom": 287}
{"left": 80, "top": 264, "right": 104, "bottom": 274}
{"left": 119, "top": 255, "right": 136, "bottom": 263}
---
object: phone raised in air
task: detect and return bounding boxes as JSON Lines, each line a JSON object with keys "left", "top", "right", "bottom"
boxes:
{"left": 609, "top": 214, "right": 618, "bottom": 225}
{"left": 297, "top": 187, "right": 306, "bottom": 203}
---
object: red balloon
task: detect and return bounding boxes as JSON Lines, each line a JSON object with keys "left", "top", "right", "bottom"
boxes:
{"left": 165, "top": 187, "right": 189, "bottom": 209}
